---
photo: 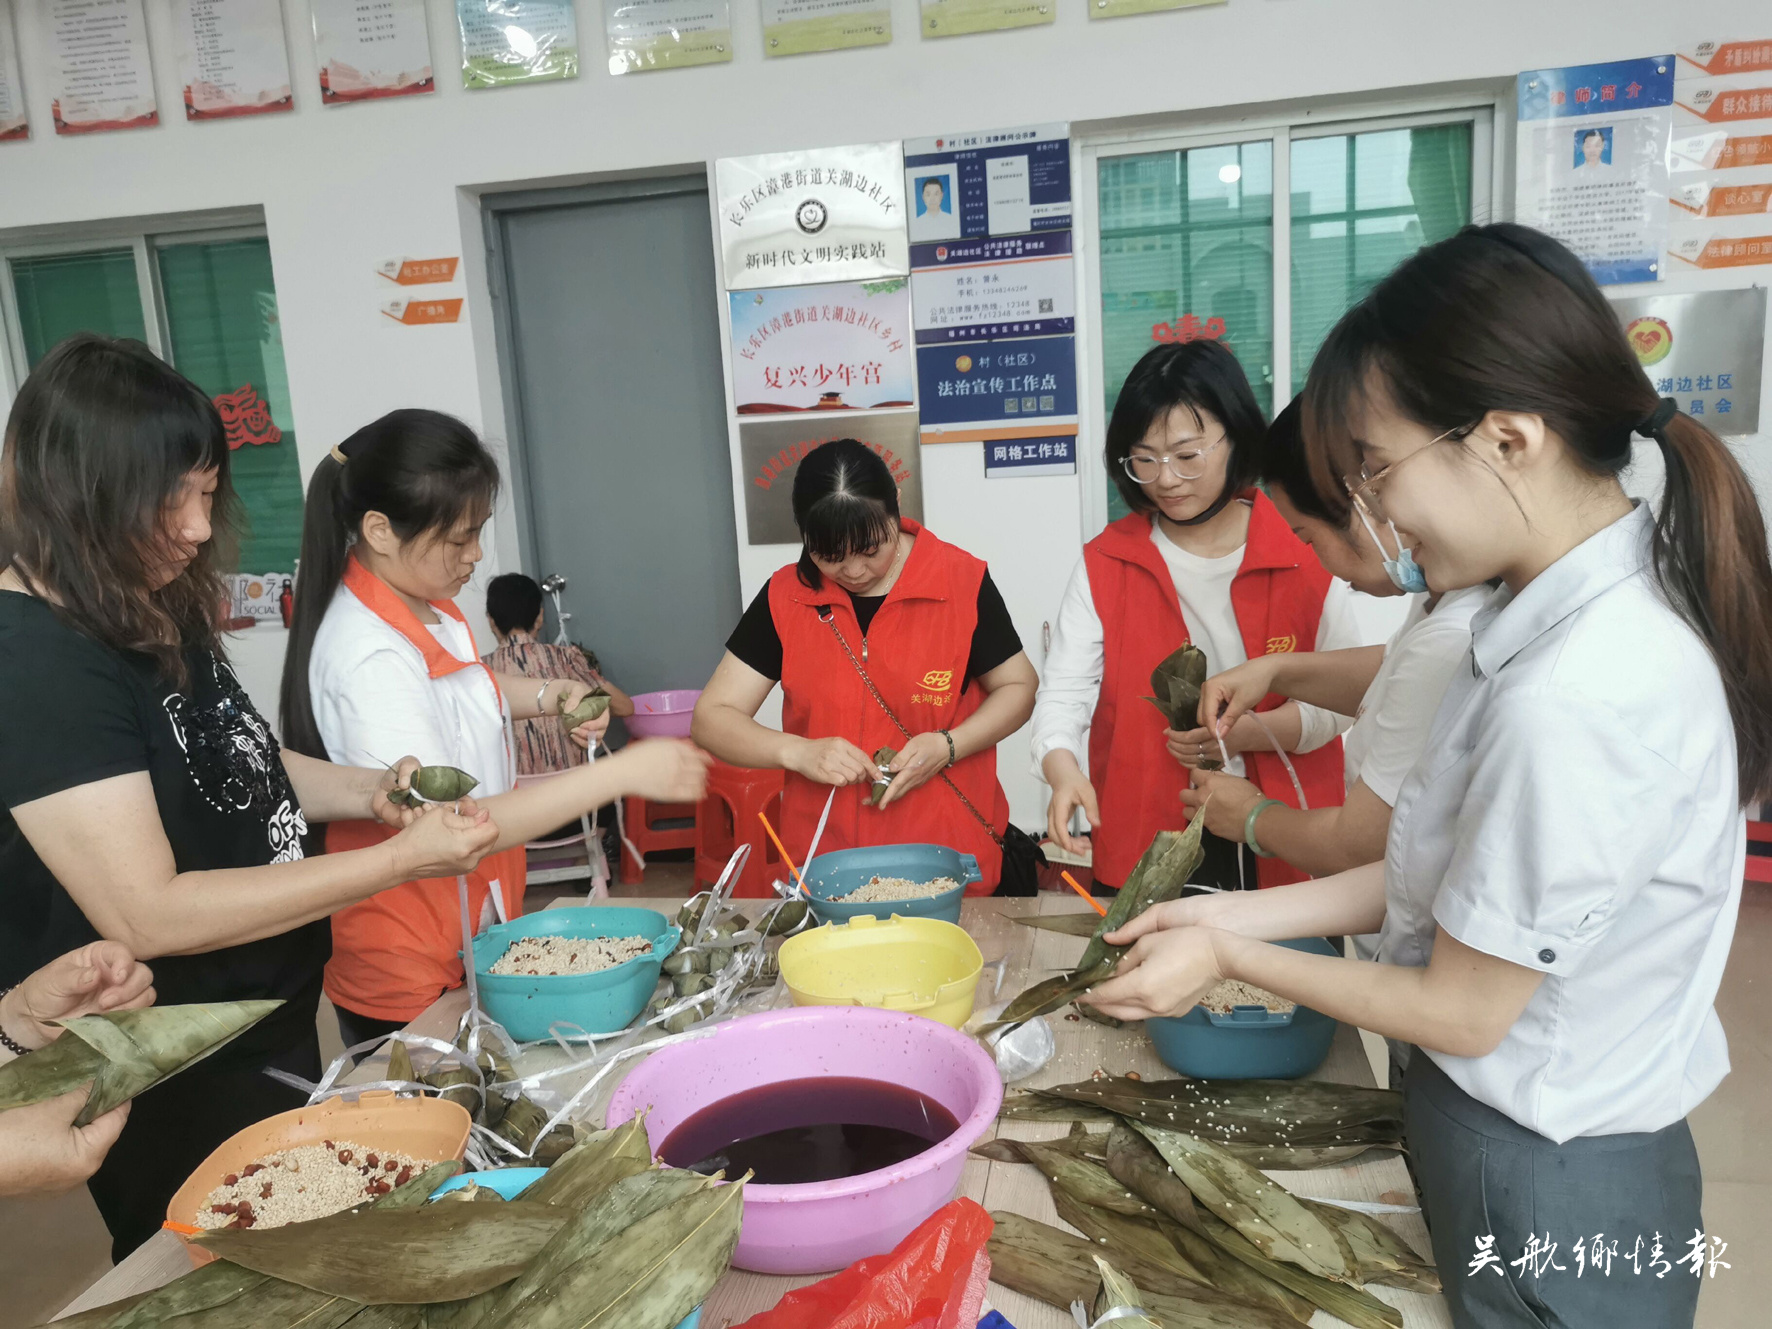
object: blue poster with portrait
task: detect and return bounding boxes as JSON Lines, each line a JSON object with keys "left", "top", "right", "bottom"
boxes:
{"left": 902, "top": 123, "right": 1071, "bottom": 244}
{"left": 1516, "top": 56, "right": 1674, "bottom": 285}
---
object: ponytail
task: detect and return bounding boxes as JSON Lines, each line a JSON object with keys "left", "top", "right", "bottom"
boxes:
{"left": 277, "top": 410, "right": 500, "bottom": 759}
{"left": 1303, "top": 223, "right": 1772, "bottom": 800}
{"left": 1647, "top": 409, "right": 1772, "bottom": 799}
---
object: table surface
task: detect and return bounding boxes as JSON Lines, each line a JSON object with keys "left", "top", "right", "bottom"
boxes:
{"left": 59, "top": 896, "right": 1450, "bottom": 1329}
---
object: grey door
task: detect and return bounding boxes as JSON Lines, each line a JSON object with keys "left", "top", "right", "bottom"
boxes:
{"left": 490, "top": 178, "right": 740, "bottom": 698}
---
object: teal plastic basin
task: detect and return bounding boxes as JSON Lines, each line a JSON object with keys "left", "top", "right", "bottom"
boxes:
{"left": 800, "top": 844, "right": 981, "bottom": 926}
{"left": 1144, "top": 936, "right": 1340, "bottom": 1080}
{"left": 470, "top": 906, "right": 679, "bottom": 1042}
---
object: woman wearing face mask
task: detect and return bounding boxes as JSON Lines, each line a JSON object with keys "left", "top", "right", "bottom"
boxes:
{"left": 282, "top": 411, "right": 710, "bottom": 1048}
{"left": 1085, "top": 223, "right": 1772, "bottom": 1328}
{"left": 693, "top": 439, "right": 1038, "bottom": 893}
{"left": 0, "top": 338, "right": 501, "bottom": 1256}
{"left": 1034, "top": 341, "right": 1363, "bottom": 894}
{"left": 1180, "top": 399, "right": 1486, "bottom": 935}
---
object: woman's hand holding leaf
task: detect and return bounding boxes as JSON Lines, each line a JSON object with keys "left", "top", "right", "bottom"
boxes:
{"left": 0, "top": 1088, "right": 130, "bottom": 1197}
{"left": 876, "top": 731, "right": 950, "bottom": 808}
{"left": 1081, "top": 926, "right": 1230, "bottom": 1021}
{"left": 1179, "top": 768, "right": 1262, "bottom": 840}
{"left": 1196, "top": 656, "right": 1279, "bottom": 739}
{"left": 787, "top": 735, "right": 878, "bottom": 787}
{"left": 372, "top": 756, "right": 427, "bottom": 828}
{"left": 1, "top": 941, "right": 155, "bottom": 1052}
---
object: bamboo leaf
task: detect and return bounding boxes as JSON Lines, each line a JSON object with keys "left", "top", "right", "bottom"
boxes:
{"left": 1092, "top": 1257, "right": 1160, "bottom": 1329}
{"left": 1193, "top": 1208, "right": 1403, "bottom": 1329}
{"left": 1009, "top": 913, "right": 1102, "bottom": 938}
{"left": 194, "top": 1203, "right": 568, "bottom": 1304}
{"left": 520, "top": 1114, "right": 653, "bottom": 1210}
{"left": 1144, "top": 645, "right": 1208, "bottom": 729}
{"left": 1042, "top": 1075, "right": 1403, "bottom": 1150}
{"left": 1104, "top": 1121, "right": 1204, "bottom": 1235}
{"left": 1299, "top": 1200, "right": 1441, "bottom": 1294}
{"left": 1131, "top": 1122, "right": 1359, "bottom": 1283}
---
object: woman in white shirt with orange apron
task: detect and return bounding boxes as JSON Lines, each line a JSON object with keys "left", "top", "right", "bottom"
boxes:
{"left": 281, "top": 410, "right": 708, "bottom": 1046}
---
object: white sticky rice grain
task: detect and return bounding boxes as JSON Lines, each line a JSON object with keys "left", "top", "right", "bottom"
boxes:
{"left": 1198, "top": 979, "right": 1296, "bottom": 1016}
{"left": 196, "top": 1140, "right": 429, "bottom": 1230}
{"left": 489, "top": 935, "right": 651, "bottom": 977}
{"left": 836, "top": 875, "right": 961, "bottom": 904}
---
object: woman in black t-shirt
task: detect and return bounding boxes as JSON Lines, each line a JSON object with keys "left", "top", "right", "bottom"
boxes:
{"left": 0, "top": 337, "right": 510, "bottom": 1258}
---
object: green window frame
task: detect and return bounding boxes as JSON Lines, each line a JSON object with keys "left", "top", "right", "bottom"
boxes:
{"left": 1, "top": 225, "right": 304, "bottom": 574}
{"left": 1082, "top": 104, "right": 1495, "bottom": 530}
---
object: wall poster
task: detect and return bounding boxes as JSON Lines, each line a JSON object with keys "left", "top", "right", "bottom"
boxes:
{"left": 717, "top": 143, "right": 910, "bottom": 289}
{"left": 459, "top": 0, "right": 578, "bottom": 87}
{"left": 605, "top": 0, "right": 731, "bottom": 74}
{"left": 761, "top": 0, "right": 888, "bottom": 56}
{"left": 739, "top": 412, "right": 922, "bottom": 545}
{"left": 729, "top": 280, "right": 915, "bottom": 414}
{"left": 919, "top": 0, "right": 1051, "bottom": 39}
{"left": 1669, "top": 36, "right": 1772, "bottom": 271}
{"left": 1516, "top": 56, "right": 1674, "bottom": 284}
{"left": 48, "top": 0, "right": 160, "bottom": 134}
{"left": 1610, "top": 288, "right": 1764, "bottom": 435}
{"left": 178, "top": 0, "right": 294, "bottom": 119}
{"left": 904, "top": 123, "right": 1078, "bottom": 451}
{"left": 0, "top": 0, "right": 27, "bottom": 141}
{"left": 312, "top": 0, "right": 435, "bottom": 103}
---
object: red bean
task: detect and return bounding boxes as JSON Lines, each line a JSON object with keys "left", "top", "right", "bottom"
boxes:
{"left": 337, "top": 1149, "right": 353, "bottom": 1164}
{"left": 366, "top": 1153, "right": 380, "bottom": 1169}
{"left": 222, "top": 1174, "right": 238, "bottom": 1186}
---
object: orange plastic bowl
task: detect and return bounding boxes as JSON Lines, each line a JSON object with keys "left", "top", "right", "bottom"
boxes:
{"left": 166, "top": 1090, "right": 472, "bottom": 1267}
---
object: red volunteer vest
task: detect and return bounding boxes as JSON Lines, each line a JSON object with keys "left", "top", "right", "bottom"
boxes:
{"left": 1084, "top": 494, "right": 1344, "bottom": 890}
{"left": 770, "top": 520, "right": 1009, "bottom": 893}
{"left": 322, "top": 558, "right": 527, "bottom": 1023}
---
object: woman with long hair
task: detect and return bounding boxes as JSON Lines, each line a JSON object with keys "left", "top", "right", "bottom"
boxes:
{"left": 693, "top": 438, "right": 1037, "bottom": 892}
{"left": 0, "top": 336, "right": 498, "bottom": 1255}
{"left": 1085, "top": 224, "right": 1772, "bottom": 1327}
{"left": 281, "top": 410, "right": 708, "bottom": 1046}
{"left": 1034, "top": 340, "right": 1363, "bottom": 894}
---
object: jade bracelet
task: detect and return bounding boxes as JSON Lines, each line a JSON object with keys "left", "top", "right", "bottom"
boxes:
{"left": 1244, "top": 797, "right": 1284, "bottom": 859}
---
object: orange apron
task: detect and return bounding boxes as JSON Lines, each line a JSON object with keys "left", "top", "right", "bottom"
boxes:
{"left": 321, "top": 559, "right": 527, "bottom": 1023}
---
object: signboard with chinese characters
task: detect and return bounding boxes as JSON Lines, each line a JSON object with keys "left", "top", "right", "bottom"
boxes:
{"left": 606, "top": 0, "right": 730, "bottom": 73}
{"left": 916, "top": 335, "right": 1077, "bottom": 445}
{"left": 738, "top": 412, "right": 922, "bottom": 545}
{"left": 1516, "top": 56, "right": 1673, "bottom": 284}
{"left": 729, "top": 280, "right": 914, "bottom": 414}
{"left": 909, "top": 233, "right": 1074, "bottom": 345}
{"left": 984, "top": 435, "right": 1076, "bottom": 478}
{"left": 48, "top": 0, "right": 160, "bottom": 133}
{"left": 902, "top": 123, "right": 1070, "bottom": 243}
{"left": 312, "top": 0, "right": 435, "bottom": 103}
{"left": 458, "top": 0, "right": 577, "bottom": 86}
{"left": 920, "top": 0, "right": 1051, "bottom": 38}
{"left": 1669, "top": 36, "right": 1772, "bottom": 271}
{"left": 761, "top": 0, "right": 888, "bottom": 55}
{"left": 0, "top": 0, "right": 27, "bottom": 141}
{"left": 718, "top": 143, "right": 909, "bottom": 290}
{"left": 1609, "top": 287, "right": 1764, "bottom": 434}
{"left": 177, "top": 0, "right": 293, "bottom": 119}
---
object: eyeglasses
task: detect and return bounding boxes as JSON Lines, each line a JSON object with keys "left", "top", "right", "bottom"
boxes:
{"left": 1342, "top": 422, "right": 1473, "bottom": 521}
{"left": 1121, "top": 435, "right": 1227, "bottom": 486}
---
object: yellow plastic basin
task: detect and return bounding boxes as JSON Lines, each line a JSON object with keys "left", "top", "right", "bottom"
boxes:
{"left": 777, "top": 914, "right": 983, "bottom": 1029}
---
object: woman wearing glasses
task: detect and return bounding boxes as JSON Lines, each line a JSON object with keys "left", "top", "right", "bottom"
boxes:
{"left": 1085, "top": 224, "right": 1772, "bottom": 1327}
{"left": 1034, "top": 340, "right": 1364, "bottom": 893}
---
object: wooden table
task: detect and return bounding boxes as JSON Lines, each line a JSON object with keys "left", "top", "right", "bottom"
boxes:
{"left": 58, "top": 897, "right": 1450, "bottom": 1328}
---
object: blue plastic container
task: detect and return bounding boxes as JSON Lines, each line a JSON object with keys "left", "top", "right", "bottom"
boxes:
{"left": 470, "top": 906, "right": 679, "bottom": 1042}
{"left": 430, "top": 1169, "right": 701, "bottom": 1329}
{"left": 1144, "top": 936, "right": 1340, "bottom": 1079}
{"left": 800, "top": 844, "right": 980, "bottom": 926}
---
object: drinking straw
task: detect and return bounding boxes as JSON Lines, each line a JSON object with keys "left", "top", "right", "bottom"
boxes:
{"left": 756, "top": 810, "right": 804, "bottom": 893}
{"left": 1062, "top": 870, "right": 1108, "bottom": 917}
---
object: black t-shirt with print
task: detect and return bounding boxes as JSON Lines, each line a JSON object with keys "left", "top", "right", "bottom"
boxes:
{"left": 0, "top": 592, "right": 327, "bottom": 1067}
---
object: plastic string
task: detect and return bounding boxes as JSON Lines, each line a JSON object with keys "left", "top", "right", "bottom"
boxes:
{"left": 1245, "top": 709, "right": 1309, "bottom": 811}
{"left": 800, "top": 785, "right": 837, "bottom": 885}
{"left": 457, "top": 873, "right": 483, "bottom": 1056}
{"left": 1290, "top": 1194, "right": 1422, "bottom": 1215}
{"left": 1071, "top": 1303, "right": 1154, "bottom": 1327}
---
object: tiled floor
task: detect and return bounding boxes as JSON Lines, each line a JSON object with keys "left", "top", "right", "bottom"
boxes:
{"left": 6, "top": 869, "right": 1765, "bottom": 1327}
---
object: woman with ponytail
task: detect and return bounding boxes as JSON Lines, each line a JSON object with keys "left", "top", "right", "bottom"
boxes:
{"left": 282, "top": 411, "right": 709, "bottom": 1046}
{"left": 1081, "top": 223, "right": 1772, "bottom": 1328}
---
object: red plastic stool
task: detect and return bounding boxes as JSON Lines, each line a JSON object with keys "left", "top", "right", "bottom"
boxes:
{"left": 619, "top": 795, "right": 698, "bottom": 884}
{"left": 695, "top": 761, "right": 787, "bottom": 898}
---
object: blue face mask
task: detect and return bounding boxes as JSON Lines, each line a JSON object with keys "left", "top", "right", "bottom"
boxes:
{"left": 1353, "top": 503, "right": 1429, "bottom": 594}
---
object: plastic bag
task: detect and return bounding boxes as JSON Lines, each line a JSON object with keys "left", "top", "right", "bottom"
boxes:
{"left": 734, "top": 1199, "right": 994, "bottom": 1329}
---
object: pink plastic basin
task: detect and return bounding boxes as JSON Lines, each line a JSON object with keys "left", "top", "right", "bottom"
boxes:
{"left": 626, "top": 689, "right": 701, "bottom": 740}
{"left": 606, "top": 1006, "right": 1001, "bottom": 1274}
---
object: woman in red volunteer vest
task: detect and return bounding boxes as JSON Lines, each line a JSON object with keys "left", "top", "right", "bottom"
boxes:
{"left": 280, "top": 410, "right": 710, "bottom": 1048}
{"left": 1035, "top": 341, "right": 1357, "bottom": 893}
{"left": 693, "top": 439, "right": 1037, "bottom": 893}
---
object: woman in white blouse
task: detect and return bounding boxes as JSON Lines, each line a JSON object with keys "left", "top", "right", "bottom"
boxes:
{"left": 1084, "top": 224, "right": 1772, "bottom": 1327}
{"left": 1034, "top": 341, "right": 1365, "bottom": 895}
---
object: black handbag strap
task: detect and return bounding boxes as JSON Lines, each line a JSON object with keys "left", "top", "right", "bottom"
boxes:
{"left": 817, "top": 606, "right": 1006, "bottom": 851}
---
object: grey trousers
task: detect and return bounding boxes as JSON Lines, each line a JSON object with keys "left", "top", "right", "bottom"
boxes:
{"left": 1403, "top": 1053, "right": 1704, "bottom": 1329}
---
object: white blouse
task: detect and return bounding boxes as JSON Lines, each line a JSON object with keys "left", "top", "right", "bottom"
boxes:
{"left": 1381, "top": 504, "right": 1745, "bottom": 1142}
{"left": 1033, "top": 517, "right": 1364, "bottom": 780}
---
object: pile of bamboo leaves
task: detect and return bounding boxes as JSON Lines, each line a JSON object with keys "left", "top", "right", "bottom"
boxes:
{"left": 48, "top": 1114, "right": 745, "bottom": 1329}
{"left": 982, "top": 818, "right": 1211, "bottom": 1038}
{"left": 980, "top": 1117, "right": 1439, "bottom": 1329}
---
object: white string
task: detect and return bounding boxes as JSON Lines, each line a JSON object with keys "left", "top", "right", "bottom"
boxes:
{"left": 798, "top": 786, "right": 837, "bottom": 894}
{"left": 1245, "top": 709, "right": 1309, "bottom": 811}
{"left": 1070, "top": 1302, "right": 1153, "bottom": 1327}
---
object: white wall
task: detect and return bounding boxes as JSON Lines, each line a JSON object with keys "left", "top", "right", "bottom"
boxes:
{"left": 3, "top": 0, "right": 1768, "bottom": 823}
